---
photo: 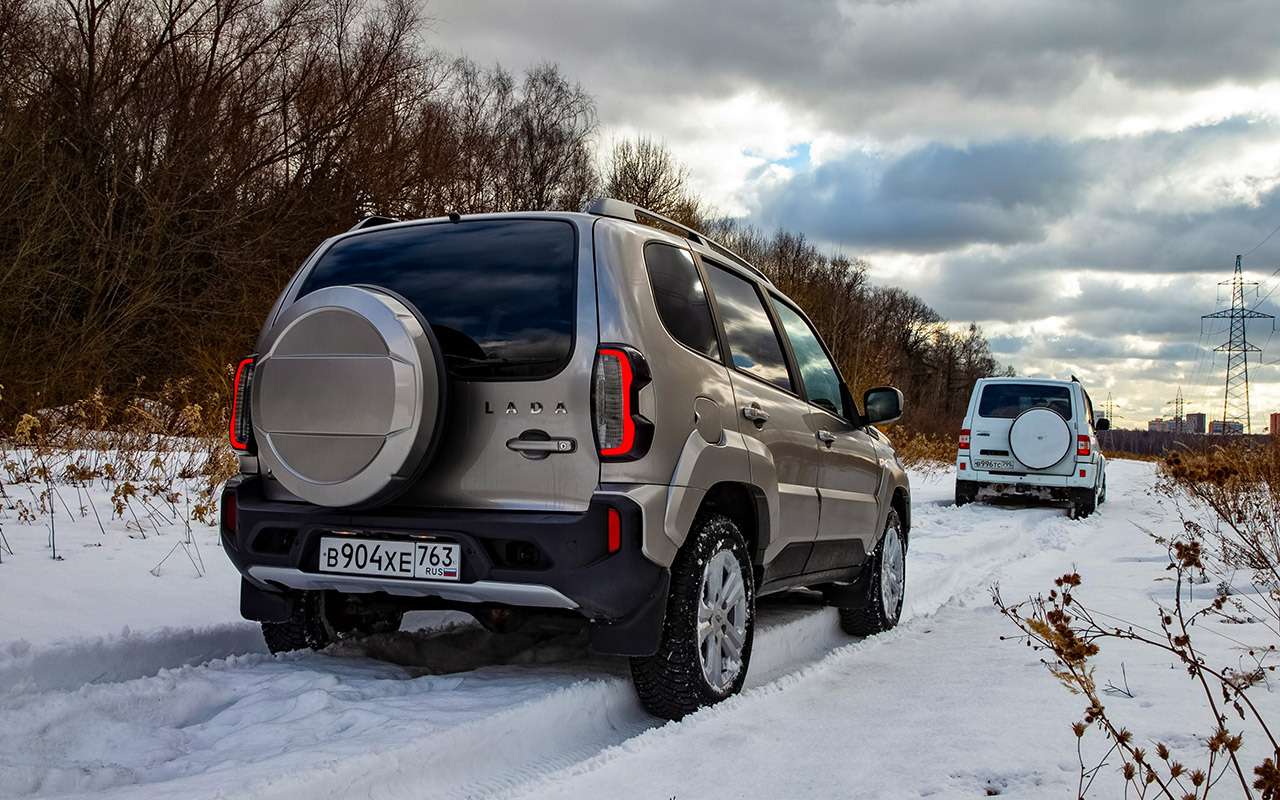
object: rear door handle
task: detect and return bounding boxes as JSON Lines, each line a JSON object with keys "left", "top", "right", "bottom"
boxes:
{"left": 816, "top": 429, "right": 836, "bottom": 446}
{"left": 506, "top": 437, "right": 576, "bottom": 454}
{"left": 742, "top": 405, "right": 770, "bottom": 424}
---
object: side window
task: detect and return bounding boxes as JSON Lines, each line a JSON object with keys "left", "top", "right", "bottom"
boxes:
{"left": 1083, "top": 390, "right": 1095, "bottom": 426}
{"left": 643, "top": 242, "right": 719, "bottom": 359}
{"left": 773, "top": 300, "right": 844, "bottom": 417}
{"left": 704, "top": 264, "right": 792, "bottom": 392}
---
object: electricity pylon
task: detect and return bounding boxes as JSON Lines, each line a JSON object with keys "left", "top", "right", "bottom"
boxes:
{"left": 1202, "top": 255, "right": 1274, "bottom": 434}
{"left": 1167, "top": 387, "right": 1184, "bottom": 433}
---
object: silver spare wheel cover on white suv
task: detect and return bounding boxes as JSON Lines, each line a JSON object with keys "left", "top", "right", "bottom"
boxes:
{"left": 1007, "top": 406, "right": 1071, "bottom": 470}
{"left": 250, "top": 285, "right": 447, "bottom": 508}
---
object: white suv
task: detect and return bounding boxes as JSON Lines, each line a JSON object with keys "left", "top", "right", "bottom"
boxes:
{"left": 954, "top": 377, "right": 1109, "bottom": 517}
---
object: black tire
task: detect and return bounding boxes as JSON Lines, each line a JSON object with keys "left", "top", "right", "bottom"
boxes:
{"left": 955, "top": 480, "right": 978, "bottom": 507}
{"left": 1073, "top": 485, "right": 1098, "bottom": 519}
{"left": 1098, "top": 471, "right": 1107, "bottom": 505}
{"left": 839, "top": 509, "right": 906, "bottom": 637}
{"left": 261, "top": 591, "right": 404, "bottom": 655}
{"left": 630, "top": 514, "right": 755, "bottom": 721}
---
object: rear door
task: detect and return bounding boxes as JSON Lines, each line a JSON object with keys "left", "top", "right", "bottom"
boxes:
{"left": 703, "top": 263, "right": 821, "bottom": 575}
{"left": 770, "top": 297, "right": 881, "bottom": 569}
{"left": 971, "top": 381, "right": 1075, "bottom": 476}
{"left": 292, "top": 216, "right": 601, "bottom": 512}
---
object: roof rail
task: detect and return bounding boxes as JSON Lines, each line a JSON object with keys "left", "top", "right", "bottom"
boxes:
{"left": 584, "top": 198, "right": 772, "bottom": 285}
{"left": 349, "top": 215, "right": 400, "bottom": 232}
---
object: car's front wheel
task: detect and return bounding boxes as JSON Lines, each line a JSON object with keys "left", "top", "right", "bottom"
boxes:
{"left": 261, "top": 591, "right": 404, "bottom": 654}
{"left": 630, "top": 514, "right": 755, "bottom": 720}
{"left": 838, "top": 508, "right": 906, "bottom": 636}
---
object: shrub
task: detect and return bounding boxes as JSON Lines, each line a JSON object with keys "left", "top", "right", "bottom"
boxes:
{"left": 995, "top": 442, "right": 1279, "bottom": 799}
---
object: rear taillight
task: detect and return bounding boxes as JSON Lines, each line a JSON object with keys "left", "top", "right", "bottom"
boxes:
{"left": 1076, "top": 435, "right": 1091, "bottom": 458}
{"left": 229, "top": 356, "right": 255, "bottom": 452}
{"left": 592, "top": 345, "right": 652, "bottom": 461}
{"left": 958, "top": 428, "right": 971, "bottom": 451}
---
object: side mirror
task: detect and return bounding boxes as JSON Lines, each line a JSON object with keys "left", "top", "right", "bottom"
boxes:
{"left": 863, "top": 386, "right": 904, "bottom": 426}
{"left": 1095, "top": 417, "right": 1111, "bottom": 431}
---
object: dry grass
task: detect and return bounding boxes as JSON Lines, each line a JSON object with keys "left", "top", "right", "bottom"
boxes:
{"left": 889, "top": 430, "right": 956, "bottom": 475}
{"left": 0, "top": 379, "right": 237, "bottom": 565}
{"left": 995, "top": 441, "right": 1280, "bottom": 799}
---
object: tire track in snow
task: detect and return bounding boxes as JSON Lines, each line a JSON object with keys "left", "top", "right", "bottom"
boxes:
{"left": 3, "top": 482, "right": 1087, "bottom": 800}
{"left": 235, "top": 496, "right": 1082, "bottom": 800}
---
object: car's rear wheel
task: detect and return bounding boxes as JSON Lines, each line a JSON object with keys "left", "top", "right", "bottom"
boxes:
{"left": 261, "top": 591, "right": 404, "bottom": 654}
{"left": 630, "top": 514, "right": 755, "bottom": 720}
{"left": 1073, "top": 482, "right": 1100, "bottom": 519}
{"left": 955, "top": 479, "right": 978, "bottom": 507}
{"left": 838, "top": 508, "right": 906, "bottom": 636}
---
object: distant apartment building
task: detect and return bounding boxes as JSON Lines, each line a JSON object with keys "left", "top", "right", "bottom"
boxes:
{"left": 1184, "top": 412, "right": 1207, "bottom": 434}
{"left": 1210, "top": 420, "right": 1245, "bottom": 435}
{"left": 1147, "top": 418, "right": 1166, "bottom": 432}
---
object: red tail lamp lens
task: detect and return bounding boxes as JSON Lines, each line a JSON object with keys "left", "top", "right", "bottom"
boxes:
{"left": 1076, "top": 435, "right": 1090, "bottom": 457}
{"left": 229, "top": 357, "right": 255, "bottom": 451}
{"left": 594, "top": 348, "right": 635, "bottom": 457}
{"left": 958, "top": 428, "right": 971, "bottom": 450}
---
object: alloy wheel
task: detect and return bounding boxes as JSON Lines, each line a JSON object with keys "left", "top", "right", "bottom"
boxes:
{"left": 697, "top": 548, "right": 749, "bottom": 693}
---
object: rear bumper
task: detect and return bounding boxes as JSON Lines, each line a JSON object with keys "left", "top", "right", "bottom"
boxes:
{"left": 957, "top": 457, "right": 1098, "bottom": 489}
{"left": 221, "top": 476, "right": 669, "bottom": 655}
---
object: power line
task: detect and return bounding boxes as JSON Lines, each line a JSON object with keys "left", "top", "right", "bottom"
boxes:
{"left": 1243, "top": 218, "right": 1280, "bottom": 258}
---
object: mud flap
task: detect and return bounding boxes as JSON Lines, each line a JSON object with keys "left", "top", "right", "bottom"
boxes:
{"left": 821, "top": 565, "right": 873, "bottom": 610}
{"left": 588, "top": 571, "right": 671, "bottom": 656}
{"left": 240, "top": 578, "right": 295, "bottom": 623}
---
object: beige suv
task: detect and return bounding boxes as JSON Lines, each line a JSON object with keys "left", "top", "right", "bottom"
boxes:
{"left": 220, "top": 198, "right": 912, "bottom": 719}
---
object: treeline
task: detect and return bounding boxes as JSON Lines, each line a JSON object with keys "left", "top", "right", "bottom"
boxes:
{"left": 1097, "top": 429, "right": 1268, "bottom": 458}
{"left": 0, "top": 0, "right": 1003, "bottom": 433}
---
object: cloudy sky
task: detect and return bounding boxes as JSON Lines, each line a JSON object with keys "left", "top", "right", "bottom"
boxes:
{"left": 431, "top": 0, "right": 1280, "bottom": 431}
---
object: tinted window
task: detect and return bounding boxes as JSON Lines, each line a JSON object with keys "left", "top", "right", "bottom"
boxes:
{"left": 299, "top": 220, "right": 576, "bottom": 379}
{"left": 773, "top": 300, "right": 843, "bottom": 416}
{"left": 978, "top": 383, "right": 1072, "bottom": 420}
{"left": 644, "top": 243, "right": 719, "bottom": 359}
{"left": 705, "top": 265, "right": 792, "bottom": 391}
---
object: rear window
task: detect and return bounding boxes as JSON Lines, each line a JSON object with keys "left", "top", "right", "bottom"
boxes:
{"left": 978, "top": 383, "right": 1072, "bottom": 420}
{"left": 298, "top": 219, "right": 576, "bottom": 380}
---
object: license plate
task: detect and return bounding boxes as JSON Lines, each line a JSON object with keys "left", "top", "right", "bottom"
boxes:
{"left": 318, "top": 536, "right": 461, "bottom": 581}
{"left": 973, "top": 458, "right": 1013, "bottom": 471}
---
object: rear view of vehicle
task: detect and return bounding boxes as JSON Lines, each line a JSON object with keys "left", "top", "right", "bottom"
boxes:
{"left": 220, "top": 201, "right": 913, "bottom": 721}
{"left": 954, "top": 377, "right": 1108, "bottom": 517}
{"left": 220, "top": 215, "right": 657, "bottom": 649}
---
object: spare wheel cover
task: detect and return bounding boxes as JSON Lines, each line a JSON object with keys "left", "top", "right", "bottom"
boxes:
{"left": 1008, "top": 407, "right": 1071, "bottom": 470}
{"left": 251, "top": 285, "right": 446, "bottom": 508}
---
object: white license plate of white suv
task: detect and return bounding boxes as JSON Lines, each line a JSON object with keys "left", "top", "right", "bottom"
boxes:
{"left": 318, "top": 537, "right": 461, "bottom": 581}
{"left": 973, "top": 458, "right": 1014, "bottom": 471}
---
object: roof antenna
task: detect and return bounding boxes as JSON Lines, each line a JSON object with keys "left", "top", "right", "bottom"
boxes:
{"left": 448, "top": 211, "right": 461, "bottom": 223}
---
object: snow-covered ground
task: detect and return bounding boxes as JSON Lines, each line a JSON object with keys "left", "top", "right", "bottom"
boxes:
{"left": 1, "top": 460, "right": 1275, "bottom": 799}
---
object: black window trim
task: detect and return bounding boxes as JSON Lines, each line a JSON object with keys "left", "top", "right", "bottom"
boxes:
{"left": 698, "top": 256, "right": 802, "bottom": 399}
{"left": 767, "top": 291, "right": 862, "bottom": 425}
{"left": 977, "top": 381, "right": 1074, "bottom": 421}
{"left": 642, "top": 238, "right": 726, "bottom": 367}
{"left": 291, "top": 215, "right": 581, "bottom": 383}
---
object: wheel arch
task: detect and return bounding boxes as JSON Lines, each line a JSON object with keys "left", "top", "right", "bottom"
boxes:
{"left": 891, "top": 485, "right": 911, "bottom": 542}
